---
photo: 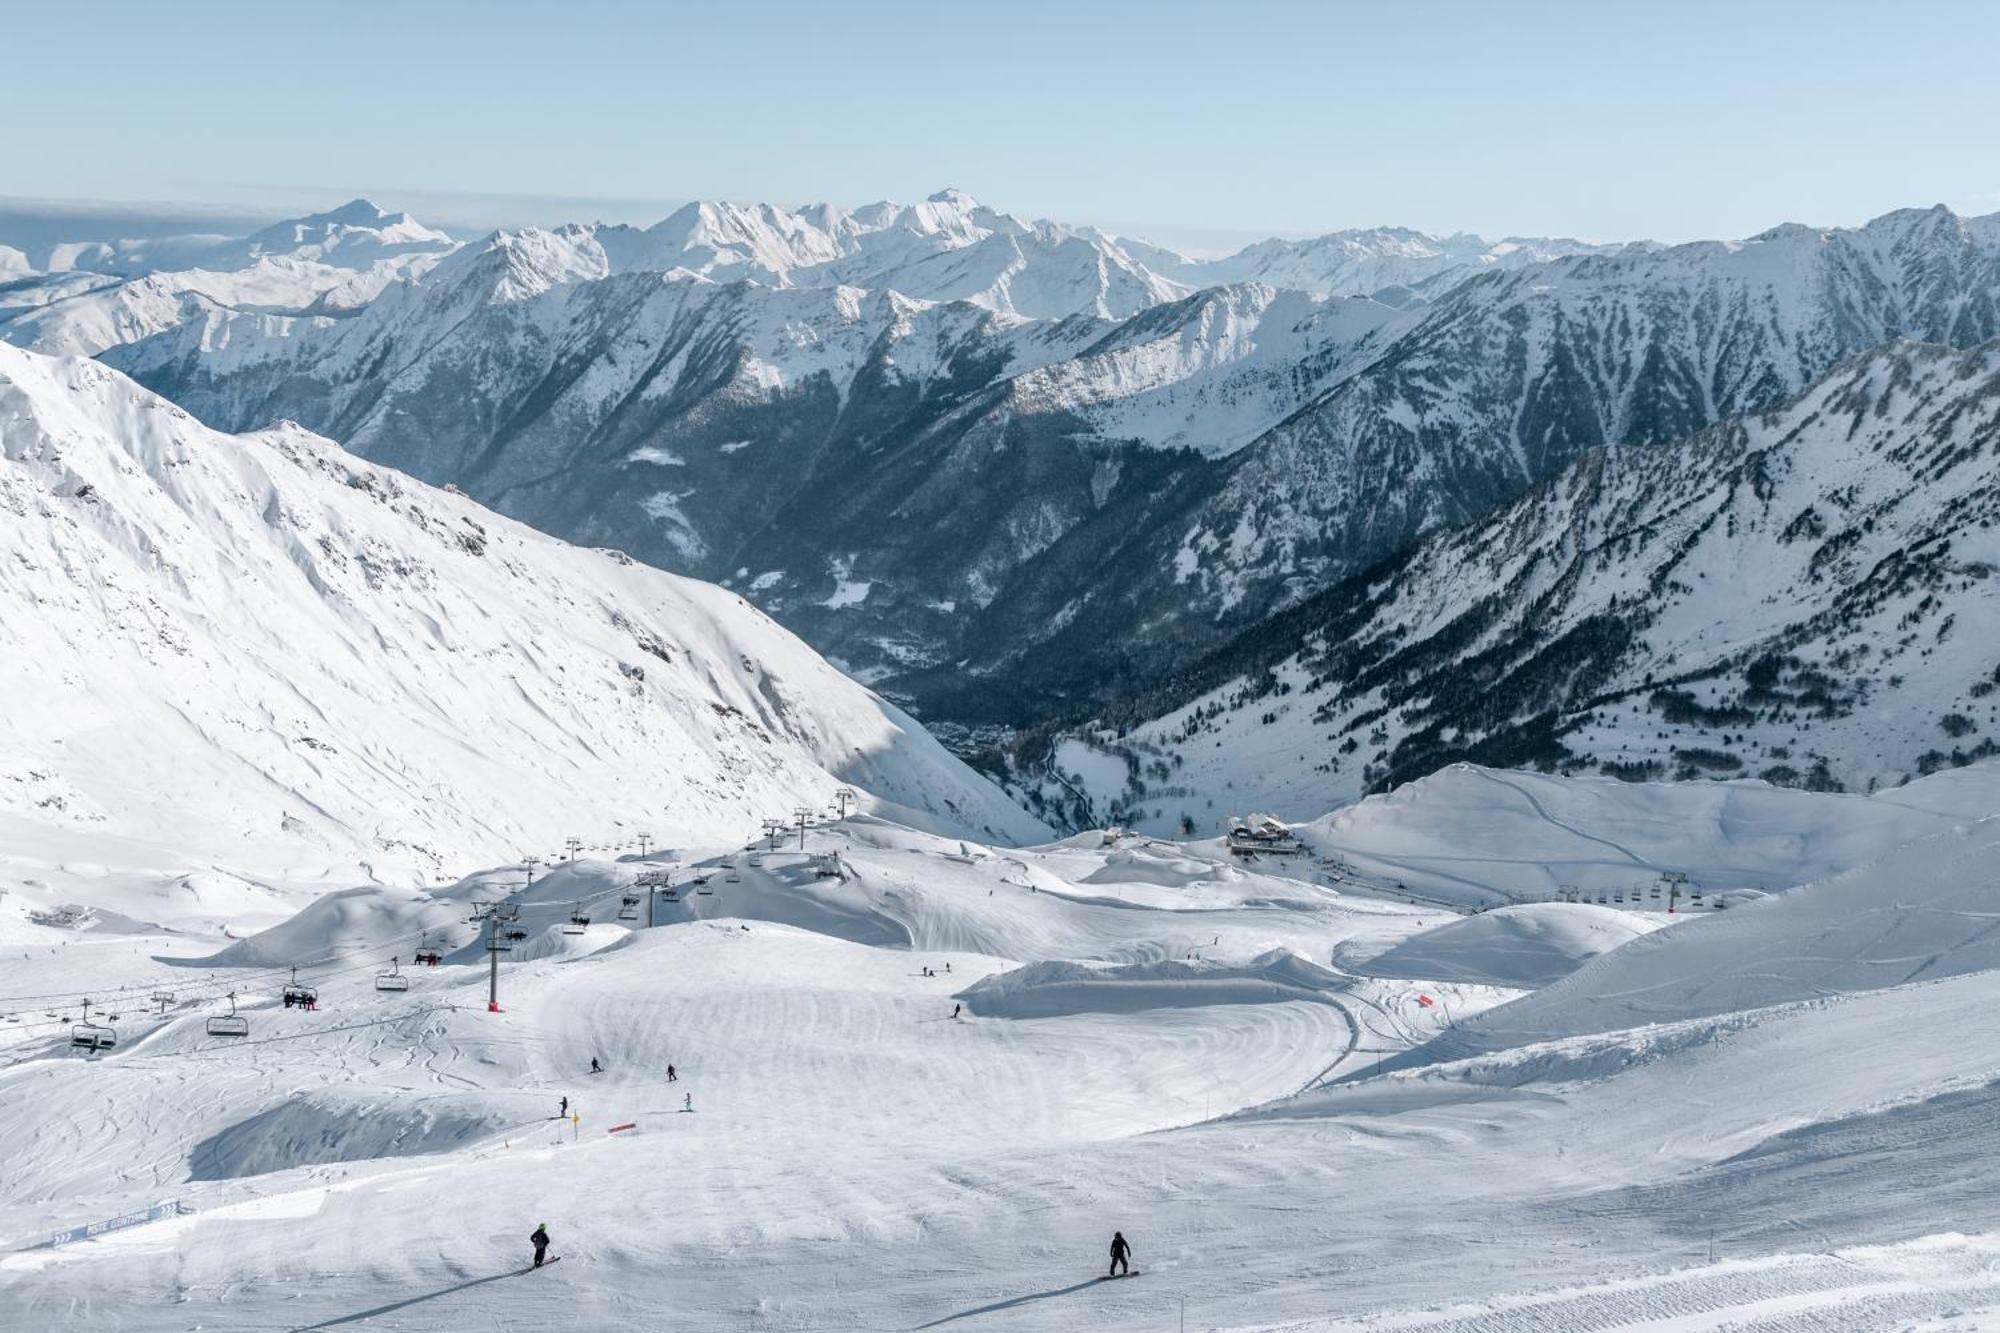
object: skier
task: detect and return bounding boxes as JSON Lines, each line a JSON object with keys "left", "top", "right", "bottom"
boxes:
{"left": 530, "top": 1222, "right": 551, "bottom": 1268}
{"left": 683, "top": 1092, "right": 692, "bottom": 1112}
{"left": 666, "top": 1064, "right": 677, "bottom": 1083}
{"left": 953, "top": 1003, "right": 962, "bottom": 1019}
{"left": 559, "top": 1095, "right": 568, "bottom": 1118}
{"left": 1108, "top": 1231, "right": 1131, "bottom": 1278}
{"left": 590, "top": 1057, "right": 602, "bottom": 1074}
{"left": 944, "top": 962, "right": 951, "bottom": 974}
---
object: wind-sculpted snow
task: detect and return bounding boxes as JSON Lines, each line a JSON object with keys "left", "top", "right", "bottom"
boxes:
{"left": 0, "top": 345, "right": 1045, "bottom": 885}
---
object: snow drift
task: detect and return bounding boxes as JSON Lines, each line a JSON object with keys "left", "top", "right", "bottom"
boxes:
{"left": 1344, "top": 902, "right": 1661, "bottom": 989}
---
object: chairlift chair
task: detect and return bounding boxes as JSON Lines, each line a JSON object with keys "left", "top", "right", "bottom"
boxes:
{"left": 206, "top": 992, "right": 249, "bottom": 1038}
{"left": 71, "top": 1022, "right": 117, "bottom": 1051}
{"left": 281, "top": 967, "right": 318, "bottom": 1009}
{"left": 695, "top": 877, "right": 715, "bottom": 896}
{"left": 374, "top": 957, "right": 411, "bottom": 992}
{"left": 563, "top": 903, "right": 590, "bottom": 936}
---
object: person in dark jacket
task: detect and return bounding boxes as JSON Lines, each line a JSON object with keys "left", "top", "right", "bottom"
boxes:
{"left": 530, "top": 1223, "right": 551, "bottom": 1268}
{"left": 1109, "top": 1231, "right": 1130, "bottom": 1277}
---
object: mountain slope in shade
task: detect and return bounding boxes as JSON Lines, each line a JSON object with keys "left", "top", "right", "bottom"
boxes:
{"left": 101, "top": 231, "right": 1405, "bottom": 690}
{"left": 0, "top": 344, "right": 1046, "bottom": 884}
{"left": 1035, "top": 340, "right": 2000, "bottom": 832}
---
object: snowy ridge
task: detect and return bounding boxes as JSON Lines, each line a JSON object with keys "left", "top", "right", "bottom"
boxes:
{"left": 0, "top": 199, "right": 456, "bottom": 357}
{"left": 1064, "top": 340, "right": 2000, "bottom": 829}
{"left": 0, "top": 344, "right": 1044, "bottom": 885}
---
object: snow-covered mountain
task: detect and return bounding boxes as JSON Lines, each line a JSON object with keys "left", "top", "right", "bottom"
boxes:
{"left": 101, "top": 225, "right": 1407, "bottom": 690}
{"left": 1156, "top": 225, "right": 1632, "bottom": 298}
{"left": 1151, "top": 205, "right": 2000, "bottom": 652}
{"left": 34, "top": 195, "right": 2000, "bottom": 770}
{"left": 0, "top": 199, "right": 457, "bottom": 357}
{"left": 1036, "top": 339, "right": 2000, "bottom": 831}
{"left": 0, "top": 344, "right": 1044, "bottom": 884}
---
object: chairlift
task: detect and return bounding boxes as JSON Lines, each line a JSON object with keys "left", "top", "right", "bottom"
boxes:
{"left": 414, "top": 949, "right": 443, "bottom": 966}
{"left": 747, "top": 853, "right": 763, "bottom": 868}
{"left": 374, "top": 957, "right": 411, "bottom": 992}
{"left": 617, "top": 894, "right": 641, "bottom": 922}
{"left": 695, "top": 877, "right": 715, "bottom": 896}
{"left": 281, "top": 966, "right": 318, "bottom": 1010}
{"left": 563, "top": 903, "right": 590, "bottom": 936}
{"left": 71, "top": 1021, "right": 117, "bottom": 1051}
{"left": 206, "top": 991, "right": 249, "bottom": 1038}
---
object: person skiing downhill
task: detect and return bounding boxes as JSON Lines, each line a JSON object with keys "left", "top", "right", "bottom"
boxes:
{"left": 530, "top": 1223, "right": 551, "bottom": 1268}
{"left": 558, "top": 1096, "right": 568, "bottom": 1118}
{"left": 1108, "top": 1231, "right": 1130, "bottom": 1278}
{"left": 666, "top": 1064, "right": 677, "bottom": 1082}
{"left": 590, "top": 1057, "right": 602, "bottom": 1074}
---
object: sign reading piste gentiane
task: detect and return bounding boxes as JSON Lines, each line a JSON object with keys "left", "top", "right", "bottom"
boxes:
{"left": 47, "top": 1199, "right": 187, "bottom": 1248}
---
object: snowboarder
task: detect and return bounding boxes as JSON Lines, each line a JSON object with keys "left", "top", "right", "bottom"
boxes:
{"left": 1108, "top": 1231, "right": 1130, "bottom": 1278}
{"left": 530, "top": 1222, "right": 551, "bottom": 1268}
{"left": 558, "top": 1095, "right": 568, "bottom": 1118}
{"left": 666, "top": 1064, "right": 677, "bottom": 1082}
{"left": 590, "top": 1057, "right": 602, "bottom": 1074}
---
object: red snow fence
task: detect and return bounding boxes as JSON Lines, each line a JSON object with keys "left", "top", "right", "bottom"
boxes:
{"left": 607, "top": 1122, "right": 638, "bottom": 1135}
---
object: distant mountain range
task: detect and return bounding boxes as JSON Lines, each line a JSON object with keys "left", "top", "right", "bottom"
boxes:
{"left": 9, "top": 190, "right": 2000, "bottom": 830}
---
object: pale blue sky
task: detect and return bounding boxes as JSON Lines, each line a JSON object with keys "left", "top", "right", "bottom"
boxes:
{"left": 9, "top": 0, "right": 1999, "bottom": 247}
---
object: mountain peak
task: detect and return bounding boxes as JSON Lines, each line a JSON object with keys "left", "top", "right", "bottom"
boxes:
{"left": 925, "top": 188, "right": 980, "bottom": 208}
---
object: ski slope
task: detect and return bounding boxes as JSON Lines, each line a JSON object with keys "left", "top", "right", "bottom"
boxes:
{"left": 7, "top": 763, "right": 2000, "bottom": 1331}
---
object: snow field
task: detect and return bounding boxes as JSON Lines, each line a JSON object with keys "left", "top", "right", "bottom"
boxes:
{"left": 7, "top": 780, "right": 2000, "bottom": 1328}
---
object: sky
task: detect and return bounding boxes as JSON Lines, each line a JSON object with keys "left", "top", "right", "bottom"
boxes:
{"left": 8, "top": 0, "right": 2000, "bottom": 249}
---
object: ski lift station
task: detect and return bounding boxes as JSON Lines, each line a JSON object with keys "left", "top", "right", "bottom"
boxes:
{"left": 1226, "top": 814, "right": 1304, "bottom": 857}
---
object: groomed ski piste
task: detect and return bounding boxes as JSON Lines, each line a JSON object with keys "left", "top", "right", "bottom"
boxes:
{"left": 10, "top": 760, "right": 2000, "bottom": 1331}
